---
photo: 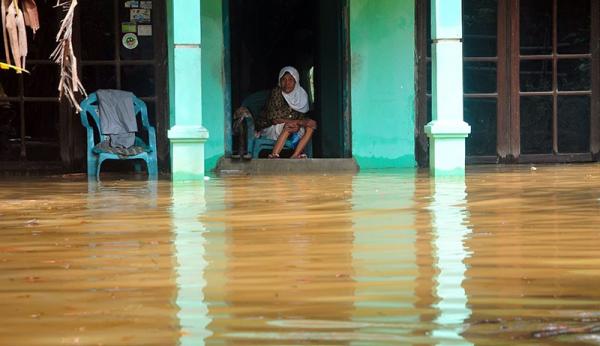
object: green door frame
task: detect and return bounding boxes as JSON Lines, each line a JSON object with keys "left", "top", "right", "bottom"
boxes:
{"left": 223, "top": 0, "right": 233, "bottom": 157}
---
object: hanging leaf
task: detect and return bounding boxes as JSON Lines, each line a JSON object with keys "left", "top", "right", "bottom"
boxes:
{"left": 51, "top": 0, "right": 86, "bottom": 112}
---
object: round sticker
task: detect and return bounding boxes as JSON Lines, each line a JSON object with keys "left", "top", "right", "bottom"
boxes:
{"left": 122, "top": 33, "right": 139, "bottom": 50}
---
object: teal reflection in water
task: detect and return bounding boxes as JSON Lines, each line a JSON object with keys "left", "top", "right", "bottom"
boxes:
{"left": 351, "top": 170, "right": 418, "bottom": 337}
{"left": 171, "top": 182, "right": 212, "bottom": 345}
{"left": 86, "top": 179, "right": 158, "bottom": 210}
{"left": 429, "top": 177, "right": 472, "bottom": 345}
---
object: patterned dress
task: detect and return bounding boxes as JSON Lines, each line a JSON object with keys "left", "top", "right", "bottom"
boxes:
{"left": 256, "top": 86, "right": 305, "bottom": 131}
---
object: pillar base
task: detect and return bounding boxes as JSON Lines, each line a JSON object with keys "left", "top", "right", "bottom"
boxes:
{"left": 168, "top": 125, "right": 210, "bottom": 180}
{"left": 425, "top": 120, "right": 471, "bottom": 176}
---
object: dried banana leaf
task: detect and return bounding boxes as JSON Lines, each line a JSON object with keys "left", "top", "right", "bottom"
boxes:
{"left": 51, "top": 0, "right": 86, "bottom": 112}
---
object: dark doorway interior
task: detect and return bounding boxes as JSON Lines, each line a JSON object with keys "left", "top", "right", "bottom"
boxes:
{"left": 228, "top": 0, "right": 349, "bottom": 158}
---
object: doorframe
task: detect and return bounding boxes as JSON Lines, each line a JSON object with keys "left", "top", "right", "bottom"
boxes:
{"left": 223, "top": 0, "right": 233, "bottom": 157}
{"left": 340, "top": 0, "right": 352, "bottom": 158}
{"left": 415, "top": 0, "right": 429, "bottom": 167}
{"left": 222, "top": 0, "right": 351, "bottom": 159}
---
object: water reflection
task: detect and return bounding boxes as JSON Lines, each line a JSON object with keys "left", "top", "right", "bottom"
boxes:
{"left": 0, "top": 178, "right": 179, "bottom": 345}
{"left": 3, "top": 165, "right": 600, "bottom": 344}
{"left": 87, "top": 179, "right": 158, "bottom": 209}
{"left": 171, "top": 182, "right": 211, "bottom": 345}
{"left": 351, "top": 170, "right": 418, "bottom": 342}
{"left": 428, "top": 177, "right": 472, "bottom": 345}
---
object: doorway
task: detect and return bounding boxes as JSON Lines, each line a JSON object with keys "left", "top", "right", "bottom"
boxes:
{"left": 227, "top": 0, "right": 350, "bottom": 158}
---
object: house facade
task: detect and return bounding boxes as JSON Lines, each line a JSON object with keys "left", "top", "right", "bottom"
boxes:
{"left": 1, "top": 0, "right": 596, "bottom": 178}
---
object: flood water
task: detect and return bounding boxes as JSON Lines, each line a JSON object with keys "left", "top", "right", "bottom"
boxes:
{"left": 1, "top": 164, "right": 600, "bottom": 345}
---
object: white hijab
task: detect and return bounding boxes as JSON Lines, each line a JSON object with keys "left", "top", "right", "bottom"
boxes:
{"left": 278, "top": 66, "right": 309, "bottom": 113}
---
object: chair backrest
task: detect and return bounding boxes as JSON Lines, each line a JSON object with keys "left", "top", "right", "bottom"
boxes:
{"left": 241, "top": 89, "right": 271, "bottom": 120}
{"left": 80, "top": 91, "right": 150, "bottom": 133}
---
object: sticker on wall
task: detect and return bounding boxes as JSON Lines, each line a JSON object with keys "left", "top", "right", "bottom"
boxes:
{"left": 139, "top": 1, "right": 152, "bottom": 9}
{"left": 124, "top": 0, "right": 139, "bottom": 8}
{"left": 122, "top": 33, "right": 139, "bottom": 49}
{"left": 121, "top": 22, "right": 137, "bottom": 33}
{"left": 137, "top": 24, "right": 152, "bottom": 37}
{"left": 130, "top": 8, "right": 151, "bottom": 23}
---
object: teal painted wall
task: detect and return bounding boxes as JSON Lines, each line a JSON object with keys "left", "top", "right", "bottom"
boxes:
{"left": 350, "top": 0, "right": 416, "bottom": 168}
{"left": 201, "top": 0, "right": 226, "bottom": 171}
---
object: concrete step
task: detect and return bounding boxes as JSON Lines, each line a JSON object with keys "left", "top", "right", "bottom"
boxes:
{"left": 215, "top": 158, "right": 359, "bottom": 175}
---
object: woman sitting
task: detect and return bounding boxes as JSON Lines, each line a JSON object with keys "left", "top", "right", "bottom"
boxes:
{"left": 257, "top": 66, "right": 317, "bottom": 159}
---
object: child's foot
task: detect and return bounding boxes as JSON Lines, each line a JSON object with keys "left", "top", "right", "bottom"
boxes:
{"left": 268, "top": 153, "right": 280, "bottom": 159}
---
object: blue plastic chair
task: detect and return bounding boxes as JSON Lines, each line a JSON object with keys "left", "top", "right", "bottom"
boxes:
{"left": 241, "top": 90, "right": 313, "bottom": 158}
{"left": 80, "top": 92, "right": 158, "bottom": 179}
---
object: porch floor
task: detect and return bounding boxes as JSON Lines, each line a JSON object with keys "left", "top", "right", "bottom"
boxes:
{"left": 215, "top": 158, "right": 359, "bottom": 175}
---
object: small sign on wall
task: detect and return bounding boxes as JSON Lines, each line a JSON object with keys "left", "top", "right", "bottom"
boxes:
{"left": 131, "top": 9, "right": 151, "bottom": 23}
{"left": 124, "top": 0, "right": 139, "bottom": 8}
{"left": 121, "top": 22, "right": 137, "bottom": 33}
{"left": 137, "top": 25, "right": 152, "bottom": 37}
{"left": 122, "top": 33, "right": 139, "bottom": 49}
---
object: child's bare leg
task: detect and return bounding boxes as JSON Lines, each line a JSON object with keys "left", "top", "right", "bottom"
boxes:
{"left": 291, "top": 127, "right": 314, "bottom": 158}
{"left": 270, "top": 129, "right": 290, "bottom": 157}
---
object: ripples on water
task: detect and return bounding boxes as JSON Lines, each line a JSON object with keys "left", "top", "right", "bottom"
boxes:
{"left": 1, "top": 164, "right": 600, "bottom": 345}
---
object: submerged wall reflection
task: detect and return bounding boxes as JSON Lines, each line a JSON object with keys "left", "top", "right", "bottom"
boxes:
{"left": 350, "top": 170, "right": 419, "bottom": 343}
{"left": 166, "top": 172, "right": 475, "bottom": 344}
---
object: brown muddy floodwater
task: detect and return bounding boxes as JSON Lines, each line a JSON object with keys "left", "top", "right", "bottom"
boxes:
{"left": 1, "top": 164, "right": 600, "bottom": 345}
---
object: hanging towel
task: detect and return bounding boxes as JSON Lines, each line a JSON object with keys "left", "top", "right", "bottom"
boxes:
{"left": 96, "top": 89, "right": 137, "bottom": 148}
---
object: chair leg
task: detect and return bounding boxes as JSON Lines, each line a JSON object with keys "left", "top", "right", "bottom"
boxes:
{"left": 96, "top": 157, "right": 106, "bottom": 180}
{"left": 232, "top": 131, "right": 241, "bottom": 159}
{"left": 253, "top": 144, "right": 264, "bottom": 158}
{"left": 306, "top": 141, "right": 313, "bottom": 158}
{"left": 239, "top": 124, "right": 247, "bottom": 156}
{"left": 134, "top": 161, "right": 143, "bottom": 173}
{"left": 247, "top": 138, "right": 255, "bottom": 158}
{"left": 87, "top": 156, "right": 98, "bottom": 177}
{"left": 147, "top": 154, "right": 158, "bottom": 179}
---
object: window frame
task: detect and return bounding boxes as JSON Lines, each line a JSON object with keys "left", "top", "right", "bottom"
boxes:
{"left": 415, "top": 0, "right": 600, "bottom": 165}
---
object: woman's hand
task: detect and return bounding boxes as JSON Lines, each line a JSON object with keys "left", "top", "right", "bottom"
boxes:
{"left": 233, "top": 106, "right": 251, "bottom": 119}
{"left": 301, "top": 119, "right": 317, "bottom": 130}
{"left": 284, "top": 121, "right": 300, "bottom": 132}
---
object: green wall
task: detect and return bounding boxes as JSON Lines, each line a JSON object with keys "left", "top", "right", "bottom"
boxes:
{"left": 201, "top": 0, "right": 226, "bottom": 171}
{"left": 350, "top": 0, "right": 416, "bottom": 168}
